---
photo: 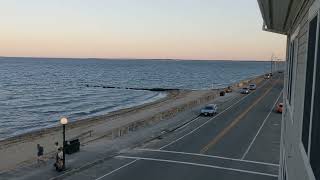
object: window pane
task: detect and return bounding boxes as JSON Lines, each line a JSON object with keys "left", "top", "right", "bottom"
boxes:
{"left": 310, "top": 15, "right": 320, "bottom": 179}
{"left": 289, "top": 43, "right": 294, "bottom": 104}
{"left": 302, "top": 16, "right": 318, "bottom": 153}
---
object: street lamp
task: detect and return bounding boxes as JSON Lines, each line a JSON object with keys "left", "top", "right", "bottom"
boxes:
{"left": 60, "top": 117, "right": 68, "bottom": 170}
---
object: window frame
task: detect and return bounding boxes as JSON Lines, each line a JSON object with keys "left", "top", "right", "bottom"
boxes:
{"left": 287, "top": 42, "right": 293, "bottom": 104}
{"left": 304, "top": 1, "right": 320, "bottom": 179}
{"left": 307, "top": 4, "right": 320, "bottom": 159}
{"left": 309, "top": 12, "right": 320, "bottom": 180}
{"left": 301, "top": 14, "right": 319, "bottom": 156}
{"left": 285, "top": 28, "right": 299, "bottom": 126}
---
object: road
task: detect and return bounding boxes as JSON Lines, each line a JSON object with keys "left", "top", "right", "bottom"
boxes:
{"left": 64, "top": 74, "right": 283, "bottom": 180}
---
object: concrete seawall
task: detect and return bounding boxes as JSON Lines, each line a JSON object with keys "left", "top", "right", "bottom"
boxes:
{"left": 0, "top": 75, "right": 264, "bottom": 171}
{"left": 94, "top": 73, "right": 263, "bottom": 141}
{"left": 97, "top": 91, "right": 218, "bottom": 141}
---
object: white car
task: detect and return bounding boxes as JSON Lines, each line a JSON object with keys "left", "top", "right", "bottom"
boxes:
{"left": 249, "top": 84, "right": 257, "bottom": 90}
{"left": 240, "top": 87, "right": 250, "bottom": 94}
{"left": 201, "top": 104, "right": 218, "bottom": 116}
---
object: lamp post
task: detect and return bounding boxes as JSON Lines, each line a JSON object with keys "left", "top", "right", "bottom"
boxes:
{"left": 60, "top": 117, "right": 68, "bottom": 170}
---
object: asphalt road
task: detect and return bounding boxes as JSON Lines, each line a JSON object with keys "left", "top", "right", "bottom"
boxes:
{"left": 64, "top": 74, "right": 283, "bottom": 180}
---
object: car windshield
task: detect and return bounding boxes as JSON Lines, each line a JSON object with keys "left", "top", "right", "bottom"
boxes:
{"left": 205, "top": 106, "right": 214, "bottom": 110}
{"left": 250, "top": 84, "right": 255, "bottom": 86}
{"left": 243, "top": 88, "right": 248, "bottom": 90}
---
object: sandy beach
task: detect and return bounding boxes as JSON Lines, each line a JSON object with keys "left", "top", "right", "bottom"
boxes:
{"left": 0, "top": 75, "right": 264, "bottom": 172}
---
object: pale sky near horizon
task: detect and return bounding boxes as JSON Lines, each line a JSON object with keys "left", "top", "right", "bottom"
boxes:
{"left": 0, "top": 0, "right": 287, "bottom": 60}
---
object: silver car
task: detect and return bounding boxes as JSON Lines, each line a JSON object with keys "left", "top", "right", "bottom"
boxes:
{"left": 201, "top": 104, "right": 218, "bottom": 116}
{"left": 249, "top": 84, "right": 257, "bottom": 90}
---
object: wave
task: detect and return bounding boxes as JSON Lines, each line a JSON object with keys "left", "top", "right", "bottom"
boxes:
{"left": 0, "top": 58, "right": 273, "bottom": 140}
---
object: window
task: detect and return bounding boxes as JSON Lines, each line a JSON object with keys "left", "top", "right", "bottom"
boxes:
{"left": 287, "top": 40, "right": 296, "bottom": 105}
{"left": 302, "top": 15, "right": 318, "bottom": 153}
{"left": 287, "top": 44, "right": 291, "bottom": 102}
{"left": 310, "top": 13, "right": 320, "bottom": 179}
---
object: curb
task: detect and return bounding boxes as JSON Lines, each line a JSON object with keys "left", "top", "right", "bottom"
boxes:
{"left": 50, "top": 151, "right": 118, "bottom": 180}
{"left": 49, "top": 115, "right": 202, "bottom": 179}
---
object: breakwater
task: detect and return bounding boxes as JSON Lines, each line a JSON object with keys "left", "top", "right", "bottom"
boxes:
{"left": 84, "top": 84, "right": 179, "bottom": 91}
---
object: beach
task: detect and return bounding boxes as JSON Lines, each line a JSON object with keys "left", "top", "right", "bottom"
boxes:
{"left": 0, "top": 75, "right": 264, "bottom": 172}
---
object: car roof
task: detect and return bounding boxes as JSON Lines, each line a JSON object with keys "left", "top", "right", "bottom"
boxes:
{"left": 206, "top": 104, "right": 217, "bottom": 107}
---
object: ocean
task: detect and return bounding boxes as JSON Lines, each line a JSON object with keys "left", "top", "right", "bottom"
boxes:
{"left": 0, "top": 57, "right": 271, "bottom": 140}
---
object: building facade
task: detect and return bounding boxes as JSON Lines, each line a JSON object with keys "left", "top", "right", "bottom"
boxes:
{"left": 258, "top": 0, "right": 320, "bottom": 180}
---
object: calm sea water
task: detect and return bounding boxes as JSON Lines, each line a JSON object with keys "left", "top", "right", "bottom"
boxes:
{"left": 0, "top": 57, "right": 271, "bottom": 140}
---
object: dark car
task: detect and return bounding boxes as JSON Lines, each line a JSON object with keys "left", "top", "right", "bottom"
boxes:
{"left": 240, "top": 87, "right": 250, "bottom": 94}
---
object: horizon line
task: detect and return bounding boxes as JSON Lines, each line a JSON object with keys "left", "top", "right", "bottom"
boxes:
{"left": 0, "top": 56, "right": 283, "bottom": 62}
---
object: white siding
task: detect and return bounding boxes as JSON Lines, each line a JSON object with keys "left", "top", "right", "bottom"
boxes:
{"left": 281, "top": 0, "right": 318, "bottom": 180}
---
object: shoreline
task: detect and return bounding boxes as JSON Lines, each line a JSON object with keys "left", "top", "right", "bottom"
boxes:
{"left": 0, "top": 73, "right": 264, "bottom": 144}
{"left": 0, "top": 73, "right": 265, "bottom": 143}
{"left": 0, "top": 91, "right": 167, "bottom": 142}
{"left": 0, "top": 74, "right": 264, "bottom": 171}
{"left": 0, "top": 90, "right": 172, "bottom": 146}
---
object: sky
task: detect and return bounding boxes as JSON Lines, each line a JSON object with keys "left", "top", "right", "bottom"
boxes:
{"left": 0, "top": 0, "right": 287, "bottom": 61}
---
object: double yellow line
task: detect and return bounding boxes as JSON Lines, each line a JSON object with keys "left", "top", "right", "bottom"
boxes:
{"left": 200, "top": 80, "right": 279, "bottom": 154}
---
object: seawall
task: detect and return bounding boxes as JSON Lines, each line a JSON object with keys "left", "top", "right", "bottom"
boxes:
{"left": 0, "top": 75, "right": 264, "bottom": 171}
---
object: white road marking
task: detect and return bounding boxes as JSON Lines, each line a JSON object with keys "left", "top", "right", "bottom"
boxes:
{"left": 134, "top": 148, "right": 279, "bottom": 167}
{"left": 95, "top": 160, "right": 138, "bottom": 180}
{"left": 117, "top": 155, "right": 278, "bottom": 178}
{"left": 159, "top": 80, "right": 271, "bottom": 150}
{"left": 92, "top": 79, "right": 276, "bottom": 180}
{"left": 241, "top": 90, "right": 283, "bottom": 160}
{"left": 176, "top": 116, "right": 201, "bottom": 130}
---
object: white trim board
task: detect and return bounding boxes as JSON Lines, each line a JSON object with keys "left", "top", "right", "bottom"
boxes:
{"left": 290, "top": 26, "right": 300, "bottom": 42}
{"left": 299, "top": 142, "right": 316, "bottom": 180}
{"left": 309, "top": 0, "right": 320, "bottom": 20}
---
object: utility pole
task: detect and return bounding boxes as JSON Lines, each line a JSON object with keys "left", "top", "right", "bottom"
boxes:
{"left": 270, "top": 54, "right": 274, "bottom": 74}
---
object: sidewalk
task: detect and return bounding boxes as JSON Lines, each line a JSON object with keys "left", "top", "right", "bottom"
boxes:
{"left": 0, "top": 92, "right": 240, "bottom": 180}
{"left": 0, "top": 89, "right": 218, "bottom": 172}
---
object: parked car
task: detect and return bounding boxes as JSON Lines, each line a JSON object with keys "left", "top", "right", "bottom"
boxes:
{"left": 201, "top": 104, "right": 218, "bottom": 116}
{"left": 225, "top": 86, "right": 232, "bottom": 93}
{"left": 220, "top": 91, "right": 226, "bottom": 96}
{"left": 249, "top": 84, "right": 257, "bottom": 90}
{"left": 264, "top": 74, "right": 270, "bottom": 79}
{"left": 240, "top": 87, "right": 250, "bottom": 94}
{"left": 276, "top": 103, "right": 284, "bottom": 113}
